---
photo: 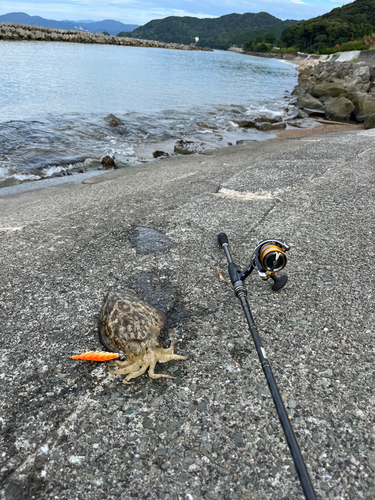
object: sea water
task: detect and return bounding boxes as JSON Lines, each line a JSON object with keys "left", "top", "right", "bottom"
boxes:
{"left": 0, "top": 41, "right": 298, "bottom": 182}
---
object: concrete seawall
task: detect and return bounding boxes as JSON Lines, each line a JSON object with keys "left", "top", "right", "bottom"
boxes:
{"left": 0, "top": 22, "right": 209, "bottom": 51}
{"left": 303, "top": 49, "right": 375, "bottom": 66}
{"left": 358, "top": 49, "right": 375, "bottom": 66}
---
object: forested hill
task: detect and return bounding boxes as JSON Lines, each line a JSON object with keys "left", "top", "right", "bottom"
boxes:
{"left": 281, "top": 0, "right": 375, "bottom": 52}
{"left": 117, "top": 12, "right": 298, "bottom": 49}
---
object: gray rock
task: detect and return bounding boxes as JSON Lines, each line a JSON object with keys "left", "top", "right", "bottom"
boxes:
{"left": 255, "top": 115, "right": 283, "bottom": 123}
{"left": 197, "top": 122, "right": 218, "bottom": 130}
{"left": 233, "top": 120, "right": 256, "bottom": 128}
{"left": 105, "top": 114, "right": 123, "bottom": 127}
{"left": 297, "top": 109, "right": 310, "bottom": 118}
{"left": 351, "top": 94, "right": 375, "bottom": 122}
{"left": 346, "top": 64, "right": 371, "bottom": 91}
{"left": 297, "top": 94, "right": 324, "bottom": 110}
{"left": 153, "top": 150, "right": 169, "bottom": 158}
{"left": 325, "top": 97, "right": 355, "bottom": 122}
{"left": 312, "top": 83, "right": 348, "bottom": 99}
{"left": 0, "top": 177, "right": 22, "bottom": 189}
{"left": 364, "top": 113, "right": 375, "bottom": 129}
{"left": 101, "top": 155, "right": 116, "bottom": 168}
{"left": 255, "top": 121, "right": 286, "bottom": 131}
{"left": 291, "top": 86, "right": 306, "bottom": 96}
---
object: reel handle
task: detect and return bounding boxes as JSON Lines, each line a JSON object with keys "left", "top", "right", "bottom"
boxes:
{"left": 270, "top": 274, "right": 288, "bottom": 291}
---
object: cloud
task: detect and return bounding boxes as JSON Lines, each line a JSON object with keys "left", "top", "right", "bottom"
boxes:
{"left": 0, "top": 0, "right": 336, "bottom": 24}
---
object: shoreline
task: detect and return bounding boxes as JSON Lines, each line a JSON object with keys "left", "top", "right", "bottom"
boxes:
{"left": 0, "top": 120, "right": 364, "bottom": 198}
{"left": 2, "top": 48, "right": 372, "bottom": 194}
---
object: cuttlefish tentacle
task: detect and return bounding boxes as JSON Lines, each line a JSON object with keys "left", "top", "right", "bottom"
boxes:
{"left": 158, "top": 341, "right": 177, "bottom": 355}
{"left": 123, "top": 363, "right": 150, "bottom": 384}
{"left": 154, "top": 345, "right": 187, "bottom": 363}
{"left": 148, "top": 353, "right": 174, "bottom": 380}
{"left": 109, "top": 360, "right": 142, "bottom": 376}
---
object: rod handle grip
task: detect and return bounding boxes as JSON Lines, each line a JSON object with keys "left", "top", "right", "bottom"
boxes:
{"left": 218, "top": 233, "right": 229, "bottom": 246}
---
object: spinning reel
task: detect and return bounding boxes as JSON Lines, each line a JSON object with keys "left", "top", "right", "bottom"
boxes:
{"left": 218, "top": 234, "right": 290, "bottom": 291}
{"left": 242, "top": 238, "right": 290, "bottom": 291}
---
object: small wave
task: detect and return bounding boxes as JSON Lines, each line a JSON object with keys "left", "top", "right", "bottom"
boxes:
{"left": 41, "top": 163, "right": 77, "bottom": 177}
{"left": 0, "top": 98, "right": 295, "bottom": 184}
{"left": 13, "top": 173, "right": 42, "bottom": 181}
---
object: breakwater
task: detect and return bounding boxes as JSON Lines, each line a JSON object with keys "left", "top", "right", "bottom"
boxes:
{"left": 292, "top": 60, "right": 375, "bottom": 129}
{"left": 0, "top": 22, "right": 209, "bottom": 51}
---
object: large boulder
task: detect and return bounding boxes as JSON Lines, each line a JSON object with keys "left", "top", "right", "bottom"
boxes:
{"left": 311, "top": 83, "right": 347, "bottom": 99}
{"left": 291, "top": 86, "right": 307, "bottom": 96}
{"left": 364, "top": 114, "right": 375, "bottom": 129}
{"left": 351, "top": 94, "right": 375, "bottom": 122}
{"left": 345, "top": 64, "right": 372, "bottom": 92}
{"left": 297, "top": 94, "right": 324, "bottom": 110}
{"left": 324, "top": 97, "right": 355, "bottom": 122}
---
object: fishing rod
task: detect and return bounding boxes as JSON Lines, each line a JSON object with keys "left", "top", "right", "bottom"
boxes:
{"left": 218, "top": 233, "right": 316, "bottom": 500}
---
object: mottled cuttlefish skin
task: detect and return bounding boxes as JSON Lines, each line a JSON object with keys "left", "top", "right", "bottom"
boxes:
{"left": 98, "top": 291, "right": 187, "bottom": 384}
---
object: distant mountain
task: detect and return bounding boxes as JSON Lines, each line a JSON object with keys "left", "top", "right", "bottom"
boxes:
{"left": 0, "top": 12, "right": 138, "bottom": 36}
{"left": 117, "top": 12, "right": 298, "bottom": 49}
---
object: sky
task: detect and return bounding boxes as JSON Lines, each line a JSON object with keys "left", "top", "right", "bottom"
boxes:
{"left": 1, "top": 0, "right": 355, "bottom": 26}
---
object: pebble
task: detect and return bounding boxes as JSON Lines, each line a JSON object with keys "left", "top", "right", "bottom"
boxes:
{"left": 233, "top": 434, "right": 244, "bottom": 447}
{"left": 197, "top": 401, "right": 207, "bottom": 412}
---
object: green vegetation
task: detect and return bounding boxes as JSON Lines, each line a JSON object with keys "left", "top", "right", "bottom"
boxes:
{"left": 117, "top": 12, "right": 298, "bottom": 50}
{"left": 243, "top": 33, "right": 276, "bottom": 52}
{"left": 280, "top": 0, "right": 375, "bottom": 53}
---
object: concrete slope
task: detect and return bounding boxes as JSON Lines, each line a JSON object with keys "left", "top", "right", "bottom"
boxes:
{"left": 0, "top": 131, "right": 374, "bottom": 499}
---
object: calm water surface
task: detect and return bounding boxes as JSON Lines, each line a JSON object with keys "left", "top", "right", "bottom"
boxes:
{"left": 0, "top": 41, "right": 298, "bottom": 182}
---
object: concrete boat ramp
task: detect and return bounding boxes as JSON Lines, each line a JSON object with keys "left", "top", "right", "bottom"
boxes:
{"left": 0, "top": 130, "right": 374, "bottom": 500}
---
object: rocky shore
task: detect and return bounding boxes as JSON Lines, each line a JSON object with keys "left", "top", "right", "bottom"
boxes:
{"left": 0, "top": 22, "right": 209, "bottom": 51}
{"left": 292, "top": 60, "right": 375, "bottom": 129}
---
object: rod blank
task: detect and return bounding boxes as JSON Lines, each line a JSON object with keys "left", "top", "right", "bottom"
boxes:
{"left": 218, "top": 233, "right": 316, "bottom": 500}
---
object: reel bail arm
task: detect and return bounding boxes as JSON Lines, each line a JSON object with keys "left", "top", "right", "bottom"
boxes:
{"left": 217, "top": 232, "right": 316, "bottom": 500}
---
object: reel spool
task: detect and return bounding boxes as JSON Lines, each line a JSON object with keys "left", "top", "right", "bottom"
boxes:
{"left": 259, "top": 243, "right": 288, "bottom": 274}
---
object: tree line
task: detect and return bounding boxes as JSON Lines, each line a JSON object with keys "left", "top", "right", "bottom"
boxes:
{"left": 117, "top": 12, "right": 297, "bottom": 50}
{"left": 116, "top": 0, "right": 375, "bottom": 54}
{"left": 280, "top": 0, "right": 375, "bottom": 53}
